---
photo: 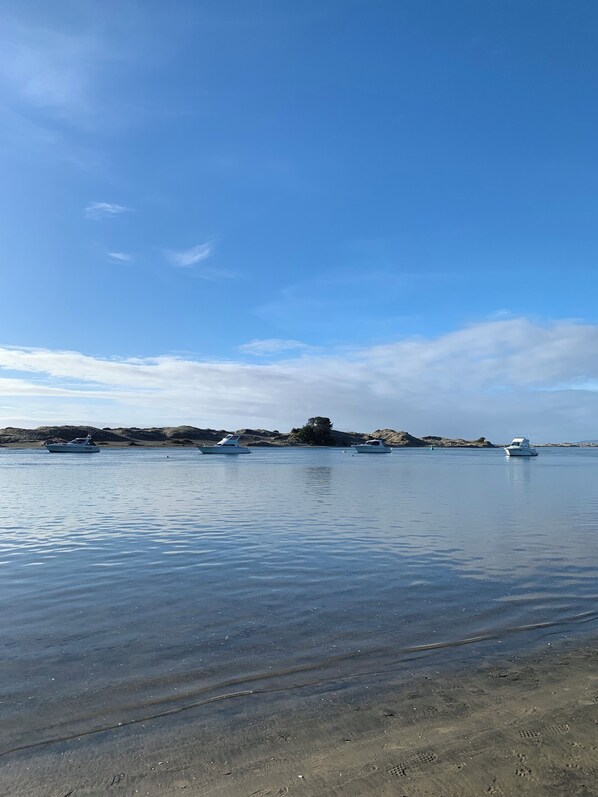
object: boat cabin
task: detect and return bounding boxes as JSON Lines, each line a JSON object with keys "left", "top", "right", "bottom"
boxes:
{"left": 217, "top": 434, "right": 242, "bottom": 446}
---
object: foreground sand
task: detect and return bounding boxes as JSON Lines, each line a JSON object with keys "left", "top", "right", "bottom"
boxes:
{"left": 2, "top": 640, "right": 598, "bottom": 796}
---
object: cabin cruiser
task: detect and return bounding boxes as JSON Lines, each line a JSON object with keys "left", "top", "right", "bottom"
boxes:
{"left": 45, "top": 434, "right": 100, "bottom": 453}
{"left": 352, "top": 438, "right": 391, "bottom": 453}
{"left": 197, "top": 434, "right": 251, "bottom": 454}
{"left": 504, "top": 437, "right": 538, "bottom": 457}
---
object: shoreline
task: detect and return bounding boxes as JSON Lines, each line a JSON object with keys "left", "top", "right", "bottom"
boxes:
{"left": 1, "top": 441, "right": 596, "bottom": 449}
{"left": 1, "top": 442, "right": 493, "bottom": 449}
{"left": 3, "top": 635, "right": 597, "bottom": 796}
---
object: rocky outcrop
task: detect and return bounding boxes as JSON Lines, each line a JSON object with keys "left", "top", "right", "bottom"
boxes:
{"left": 420, "top": 435, "right": 493, "bottom": 448}
{"left": 370, "top": 429, "right": 426, "bottom": 447}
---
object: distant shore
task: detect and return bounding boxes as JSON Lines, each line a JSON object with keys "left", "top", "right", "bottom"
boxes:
{"left": 2, "top": 425, "right": 594, "bottom": 450}
{"left": 0, "top": 424, "right": 498, "bottom": 449}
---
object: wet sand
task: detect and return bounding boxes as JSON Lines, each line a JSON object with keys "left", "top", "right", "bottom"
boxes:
{"left": 2, "top": 639, "right": 598, "bottom": 796}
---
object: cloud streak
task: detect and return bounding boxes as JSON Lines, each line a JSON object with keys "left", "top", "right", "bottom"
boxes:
{"left": 239, "top": 339, "right": 312, "bottom": 356}
{"left": 1, "top": 318, "right": 598, "bottom": 441}
{"left": 166, "top": 242, "right": 214, "bottom": 268}
{"left": 0, "top": 21, "right": 99, "bottom": 117}
{"left": 164, "top": 242, "right": 235, "bottom": 280}
{"left": 85, "top": 202, "right": 131, "bottom": 220}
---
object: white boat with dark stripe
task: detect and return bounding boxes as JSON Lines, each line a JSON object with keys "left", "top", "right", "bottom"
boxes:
{"left": 504, "top": 437, "right": 538, "bottom": 457}
{"left": 197, "top": 434, "right": 251, "bottom": 454}
{"left": 45, "top": 434, "right": 100, "bottom": 453}
{"left": 352, "top": 438, "right": 391, "bottom": 453}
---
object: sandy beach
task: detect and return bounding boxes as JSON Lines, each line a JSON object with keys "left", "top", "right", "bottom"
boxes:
{"left": 2, "top": 638, "right": 597, "bottom": 797}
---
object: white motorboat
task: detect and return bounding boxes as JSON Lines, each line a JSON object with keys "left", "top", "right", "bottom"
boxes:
{"left": 352, "top": 438, "right": 391, "bottom": 453}
{"left": 504, "top": 437, "right": 538, "bottom": 457}
{"left": 45, "top": 434, "right": 100, "bottom": 453}
{"left": 197, "top": 434, "right": 251, "bottom": 454}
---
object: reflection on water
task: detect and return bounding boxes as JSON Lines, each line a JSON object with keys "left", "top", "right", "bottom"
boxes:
{"left": 505, "top": 455, "right": 533, "bottom": 491}
{"left": 304, "top": 465, "right": 333, "bottom": 496}
{"left": 1, "top": 446, "right": 598, "bottom": 750}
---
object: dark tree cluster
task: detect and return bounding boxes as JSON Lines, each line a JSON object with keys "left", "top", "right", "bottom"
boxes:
{"left": 291, "top": 416, "right": 334, "bottom": 445}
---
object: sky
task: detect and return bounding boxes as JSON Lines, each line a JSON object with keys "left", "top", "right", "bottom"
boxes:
{"left": 1, "top": 0, "right": 598, "bottom": 442}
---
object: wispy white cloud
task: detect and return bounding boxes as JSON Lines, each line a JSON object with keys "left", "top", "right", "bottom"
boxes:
{"left": 0, "top": 11, "right": 144, "bottom": 130}
{"left": 0, "top": 22, "right": 99, "bottom": 117}
{"left": 239, "top": 339, "right": 312, "bottom": 356}
{"left": 164, "top": 242, "right": 235, "bottom": 280}
{"left": 2, "top": 319, "right": 598, "bottom": 441}
{"left": 85, "top": 202, "right": 131, "bottom": 220}
{"left": 0, "top": 17, "right": 113, "bottom": 167}
{"left": 0, "top": 377, "right": 114, "bottom": 399}
{"left": 0, "top": 8, "right": 167, "bottom": 173}
{"left": 166, "top": 242, "right": 214, "bottom": 268}
{"left": 107, "top": 252, "right": 133, "bottom": 262}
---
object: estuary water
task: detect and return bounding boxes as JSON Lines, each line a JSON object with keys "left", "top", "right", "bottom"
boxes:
{"left": 1, "top": 446, "right": 598, "bottom": 752}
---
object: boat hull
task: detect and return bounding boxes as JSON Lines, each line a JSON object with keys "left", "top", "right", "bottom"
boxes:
{"left": 198, "top": 447, "right": 251, "bottom": 454}
{"left": 46, "top": 445, "right": 100, "bottom": 453}
{"left": 504, "top": 448, "right": 538, "bottom": 457}
{"left": 352, "top": 446, "right": 391, "bottom": 454}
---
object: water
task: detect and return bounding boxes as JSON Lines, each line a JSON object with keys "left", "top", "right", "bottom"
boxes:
{"left": 1, "top": 446, "right": 598, "bottom": 752}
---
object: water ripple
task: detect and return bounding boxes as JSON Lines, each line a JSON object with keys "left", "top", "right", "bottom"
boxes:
{"left": 1, "top": 446, "right": 598, "bottom": 749}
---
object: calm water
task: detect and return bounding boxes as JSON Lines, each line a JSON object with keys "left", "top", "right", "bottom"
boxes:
{"left": 2, "top": 446, "right": 598, "bottom": 751}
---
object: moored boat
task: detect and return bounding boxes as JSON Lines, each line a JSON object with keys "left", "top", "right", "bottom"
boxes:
{"left": 504, "top": 437, "right": 538, "bottom": 457}
{"left": 197, "top": 434, "right": 251, "bottom": 454}
{"left": 352, "top": 438, "right": 391, "bottom": 453}
{"left": 45, "top": 434, "right": 100, "bottom": 453}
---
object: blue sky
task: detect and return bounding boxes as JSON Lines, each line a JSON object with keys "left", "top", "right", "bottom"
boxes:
{"left": 1, "top": 0, "right": 598, "bottom": 440}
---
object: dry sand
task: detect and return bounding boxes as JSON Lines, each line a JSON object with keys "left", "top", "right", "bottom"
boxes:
{"left": 2, "top": 640, "right": 598, "bottom": 796}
